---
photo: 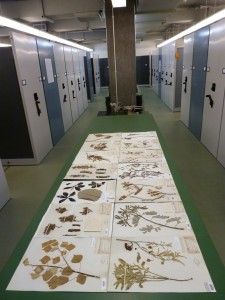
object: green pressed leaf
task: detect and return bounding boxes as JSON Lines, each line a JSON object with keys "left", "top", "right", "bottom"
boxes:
{"left": 136, "top": 252, "right": 141, "bottom": 263}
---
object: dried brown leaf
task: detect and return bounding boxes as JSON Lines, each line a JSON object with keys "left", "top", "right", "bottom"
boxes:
{"left": 71, "top": 254, "right": 83, "bottom": 263}
{"left": 40, "top": 255, "right": 51, "bottom": 264}
{"left": 23, "top": 258, "right": 29, "bottom": 266}
{"left": 34, "top": 266, "right": 44, "bottom": 274}
{"left": 76, "top": 274, "right": 87, "bottom": 285}
{"left": 52, "top": 256, "right": 60, "bottom": 264}
{"left": 42, "top": 268, "right": 58, "bottom": 281}
{"left": 48, "top": 275, "right": 69, "bottom": 289}
{"left": 30, "top": 273, "right": 40, "bottom": 280}
{"left": 61, "top": 266, "right": 74, "bottom": 276}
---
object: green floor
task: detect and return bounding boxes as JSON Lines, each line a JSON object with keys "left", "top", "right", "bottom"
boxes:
{"left": 1, "top": 87, "right": 225, "bottom": 299}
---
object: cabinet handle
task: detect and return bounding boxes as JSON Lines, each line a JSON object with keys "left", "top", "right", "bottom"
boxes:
{"left": 72, "top": 90, "right": 76, "bottom": 99}
{"left": 206, "top": 94, "right": 214, "bottom": 108}
{"left": 71, "top": 80, "right": 74, "bottom": 86}
{"left": 62, "top": 83, "right": 65, "bottom": 89}
{"left": 183, "top": 76, "right": 187, "bottom": 94}
{"left": 78, "top": 78, "right": 81, "bottom": 91}
{"left": 33, "top": 93, "right": 41, "bottom": 116}
{"left": 63, "top": 95, "right": 67, "bottom": 102}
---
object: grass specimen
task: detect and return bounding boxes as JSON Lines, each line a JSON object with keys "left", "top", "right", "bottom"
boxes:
{"left": 119, "top": 163, "right": 164, "bottom": 179}
{"left": 115, "top": 205, "right": 184, "bottom": 233}
{"left": 23, "top": 239, "right": 100, "bottom": 290}
{"left": 86, "top": 154, "right": 110, "bottom": 162}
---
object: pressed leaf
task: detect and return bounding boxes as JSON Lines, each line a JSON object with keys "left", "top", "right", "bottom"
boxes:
{"left": 61, "top": 266, "right": 74, "bottom": 276}
{"left": 30, "top": 273, "right": 40, "bottom": 280}
{"left": 71, "top": 254, "right": 83, "bottom": 263}
{"left": 76, "top": 274, "right": 87, "bottom": 285}
{"left": 136, "top": 252, "right": 141, "bottom": 263}
{"left": 42, "top": 239, "right": 58, "bottom": 250}
{"left": 60, "top": 242, "right": 75, "bottom": 251}
{"left": 42, "top": 268, "right": 57, "bottom": 281}
{"left": 40, "top": 255, "right": 51, "bottom": 264}
{"left": 23, "top": 258, "right": 29, "bottom": 266}
{"left": 34, "top": 266, "right": 44, "bottom": 274}
{"left": 52, "top": 256, "right": 60, "bottom": 264}
{"left": 56, "top": 207, "right": 67, "bottom": 214}
{"left": 144, "top": 211, "right": 158, "bottom": 216}
{"left": 48, "top": 275, "right": 69, "bottom": 289}
{"left": 141, "top": 261, "right": 145, "bottom": 268}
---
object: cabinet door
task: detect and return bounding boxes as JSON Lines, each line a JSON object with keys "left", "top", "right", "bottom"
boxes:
{"left": 181, "top": 33, "right": 194, "bottom": 127}
{"left": 189, "top": 26, "right": 209, "bottom": 140}
{"left": 36, "top": 38, "right": 64, "bottom": 145}
{"left": 72, "top": 48, "right": 84, "bottom": 115}
{"left": 201, "top": 19, "right": 225, "bottom": 157}
{"left": 63, "top": 46, "right": 79, "bottom": 122}
{"left": 217, "top": 103, "right": 225, "bottom": 167}
{"left": 53, "top": 43, "right": 73, "bottom": 132}
{"left": 11, "top": 32, "right": 52, "bottom": 163}
{"left": 79, "top": 51, "right": 88, "bottom": 110}
{"left": 93, "top": 53, "right": 101, "bottom": 95}
{"left": 168, "top": 42, "right": 176, "bottom": 111}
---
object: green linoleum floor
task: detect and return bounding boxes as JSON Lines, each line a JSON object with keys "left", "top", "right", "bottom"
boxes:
{"left": 1, "top": 86, "right": 225, "bottom": 275}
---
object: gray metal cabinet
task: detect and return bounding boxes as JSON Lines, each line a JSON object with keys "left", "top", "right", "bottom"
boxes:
{"left": 181, "top": 33, "right": 194, "bottom": 127}
{"left": 92, "top": 53, "right": 101, "bottom": 95}
{"left": 201, "top": 19, "right": 225, "bottom": 157}
{"left": 36, "top": 38, "right": 64, "bottom": 145}
{"left": 72, "top": 48, "right": 84, "bottom": 115}
{"left": 53, "top": 43, "right": 73, "bottom": 132}
{"left": 63, "top": 46, "right": 79, "bottom": 123}
{"left": 217, "top": 103, "right": 225, "bottom": 167}
{"left": 7, "top": 32, "right": 53, "bottom": 165}
{"left": 189, "top": 26, "right": 210, "bottom": 140}
{"left": 79, "top": 50, "right": 89, "bottom": 110}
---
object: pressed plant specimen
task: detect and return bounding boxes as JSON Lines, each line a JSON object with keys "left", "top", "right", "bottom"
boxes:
{"left": 118, "top": 163, "right": 166, "bottom": 179}
{"left": 115, "top": 205, "right": 184, "bottom": 233}
{"left": 86, "top": 154, "right": 111, "bottom": 162}
{"left": 117, "top": 238, "right": 186, "bottom": 265}
{"left": 22, "top": 239, "right": 101, "bottom": 290}
{"left": 113, "top": 256, "right": 192, "bottom": 291}
{"left": 118, "top": 181, "right": 176, "bottom": 202}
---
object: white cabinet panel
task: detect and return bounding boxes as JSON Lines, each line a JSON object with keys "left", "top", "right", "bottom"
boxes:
{"left": 53, "top": 43, "right": 73, "bottom": 132}
{"left": 63, "top": 46, "right": 79, "bottom": 122}
{"left": 79, "top": 50, "right": 88, "bottom": 110}
{"left": 217, "top": 102, "right": 225, "bottom": 167}
{"left": 0, "top": 160, "right": 10, "bottom": 210}
{"left": 93, "top": 53, "right": 101, "bottom": 95}
{"left": 181, "top": 33, "right": 194, "bottom": 127}
{"left": 11, "top": 32, "right": 52, "bottom": 164}
{"left": 201, "top": 19, "right": 225, "bottom": 157}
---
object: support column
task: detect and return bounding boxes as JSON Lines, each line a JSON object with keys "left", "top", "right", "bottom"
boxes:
{"left": 105, "top": 0, "right": 136, "bottom": 107}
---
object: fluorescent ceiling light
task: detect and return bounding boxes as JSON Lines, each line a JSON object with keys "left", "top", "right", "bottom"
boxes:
{"left": 157, "top": 8, "right": 225, "bottom": 48}
{"left": 0, "top": 43, "right": 11, "bottom": 47}
{"left": 111, "top": 0, "right": 126, "bottom": 8}
{"left": 0, "top": 15, "right": 93, "bottom": 52}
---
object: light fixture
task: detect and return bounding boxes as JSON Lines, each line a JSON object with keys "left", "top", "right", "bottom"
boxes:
{"left": 157, "top": 7, "right": 225, "bottom": 47}
{"left": 111, "top": 0, "right": 126, "bottom": 8}
{"left": 0, "top": 43, "right": 11, "bottom": 47}
{"left": 0, "top": 15, "right": 93, "bottom": 52}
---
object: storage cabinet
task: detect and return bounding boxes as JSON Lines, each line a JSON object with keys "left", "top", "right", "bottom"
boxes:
{"left": 63, "top": 46, "right": 79, "bottom": 123}
{"left": 180, "top": 33, "right": 194, "bottom": 127}
{"left": 36, "top": 38, "right": 64, "bottom": 145}
{"left": 53, "top": 42, "right": 73, "bottom": 132}
{"left": 189, "top": 26, "right": 210, "bottom": 140}
{"left": 72, "top": 48, "right": 84, "bottom": 116}
{"left": 79, "top": 50, "right": 89, "bottom": 110}
{"left": 201, "top": 19, "right": 225, "bottom": 157}
{"left": 0, "top": 32, "right": 53, "bottom": 165}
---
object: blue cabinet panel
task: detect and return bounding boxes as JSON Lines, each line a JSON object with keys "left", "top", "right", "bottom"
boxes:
{"left": 189, "top": 26, "right": 210, "bottom": 140}
{"left": 36, "top": 38, "right": 64, "bottom": 145}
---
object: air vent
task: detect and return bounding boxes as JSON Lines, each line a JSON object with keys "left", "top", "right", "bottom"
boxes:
{"left": 33, "top": 23, "right": 47, "bottom": 31}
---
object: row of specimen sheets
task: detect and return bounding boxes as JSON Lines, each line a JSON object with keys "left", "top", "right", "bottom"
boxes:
{"left": 7, "top": 132, "right": 215, "bottom": 293}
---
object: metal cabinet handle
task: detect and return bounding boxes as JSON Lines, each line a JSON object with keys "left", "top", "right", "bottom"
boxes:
{"left": 72, "top": 90, "right": 76, "bottom": 99}
{"left": 169, "top": 82, "right": 172, "bottom": 86}
{"left": 33, "top": 93, "right": 41, "bottom": 116}
{"left": 206, "top": 94, "right": 214, "bottom": 108}
{"left": 62, "top": 83, "right": 65, "bottom": 89}
{"left": 183, "top": 76, "right": 187, "bottom": 94}
{"left": 71, "top": 80, "right": 74, "bottom": 86}
{"left": 63, "top": 95, "right": 67, "bottom": 102}
{"left": 78, "top": 78, "right": 81, "bottom": 91}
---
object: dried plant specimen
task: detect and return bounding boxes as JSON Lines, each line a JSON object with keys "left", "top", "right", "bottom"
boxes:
{"left": 80, "top": 207, "right": 93, "bottom": 215}
{"left": 86, "top": 154, "right": 110, "bottom": 162}
{"left": 117, "top": 238, "right": 186, "bottom": 265}
{"left": 90, "top": 143, "right": 108, "bottom": 150}
{"left": 20, "top": 239, "right": 101, "bottom": 290}
{"left": 43, "top": 224, "right": 60, "bottom": 235}
{"left": 56, "top": 207, "right": 68, "bottom": 214}
{"left": 113, "top": 257, "right": 192, "bottom": 291}
{"left": 78, "top": 189, "right": 102, "bottom": 201}
{"left": 59, "top": 215, "right": 77, "bottom": 223}
{"left": 115, "top": 205, "right": 184, "bottom": 233}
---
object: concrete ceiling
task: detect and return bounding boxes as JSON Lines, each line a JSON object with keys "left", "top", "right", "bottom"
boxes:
{"left": 0, "top": 0, "right": 225, "bottom": 47}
